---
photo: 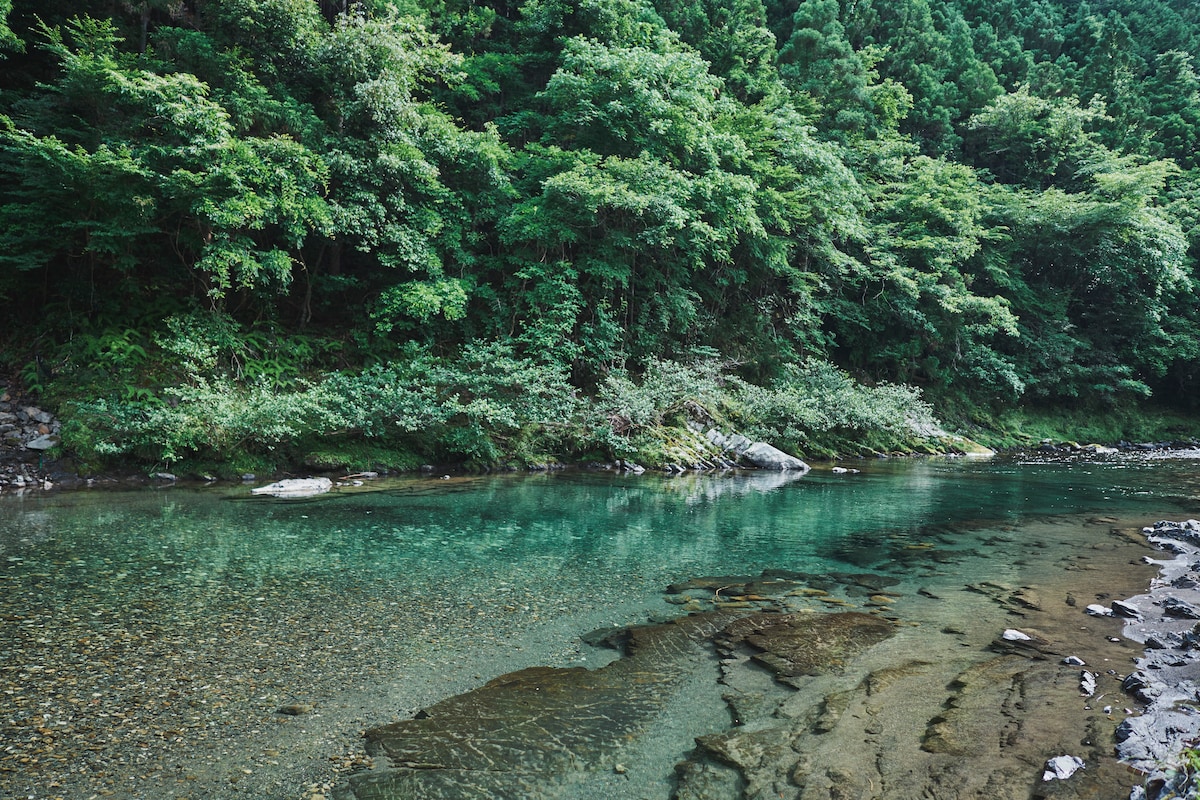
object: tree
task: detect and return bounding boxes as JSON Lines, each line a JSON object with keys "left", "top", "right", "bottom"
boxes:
{"left": 963, "top": 86, "right": 1108, "bottom": 189}
{"left": 650, "top": 0, "right": 778, "bottom": 102}
{"left": 0, "top": 16, "right": 331, "bottom": 309}
{"left": 301, "top": 11, "right": 499, "bottom": 334}
{"left": 0, "top": 0, "right": 18, "bottom": 53}
{"left": 982, "top": 155, "right": 1188, "bottom": 401}
{"left": 830, "top": 156, "right": 1021, "bottom": 397}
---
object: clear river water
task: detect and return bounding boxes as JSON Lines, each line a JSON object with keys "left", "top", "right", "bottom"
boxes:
{"left": 3, "top": 452, "right": 1200, "bottom": 800}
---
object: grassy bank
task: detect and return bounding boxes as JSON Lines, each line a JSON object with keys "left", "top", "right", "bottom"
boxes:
{"left": 6, "top": 329, "right": 965, "bottom": 476}
{"left": 8, "top": 323, "right": 1199, "bottom": 478}
{"left": 946, "top": 403, "right": 1200, "bottom": 452}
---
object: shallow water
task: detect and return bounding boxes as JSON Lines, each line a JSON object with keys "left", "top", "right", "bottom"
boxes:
{"left": 2, "top": 453, "right": 1199, "bottom": 799}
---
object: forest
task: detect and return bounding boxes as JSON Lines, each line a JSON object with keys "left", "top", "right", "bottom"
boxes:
{"left": 1, "top": 0, "right": 1198, "bottom": 473}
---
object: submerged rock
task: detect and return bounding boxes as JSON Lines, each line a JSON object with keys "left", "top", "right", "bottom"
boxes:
{"left": 334, "top": 612, "right": 742, "bottom": 799}
{"left": 333, "top": 610, "right": 895, "bottom": 800}
{"left": 715, "top": 612, "right": 896, "bottom": 679}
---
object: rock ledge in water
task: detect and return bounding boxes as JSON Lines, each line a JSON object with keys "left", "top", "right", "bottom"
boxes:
{"left": 250, "top": 477, "right": 333, "bottom": 497}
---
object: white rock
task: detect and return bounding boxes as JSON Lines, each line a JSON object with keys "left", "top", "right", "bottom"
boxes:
{"left": 1042, "top": 755, "right": 1084, "bottom": 781}
{"left": 250, "top": 477, "right": 333, "bottom": 498}
{"left": 1002, "top": 629, "right": 1032, "bottom": 641}
{"left": 741, "top": 442, "right": 810, "bottom": 471}
{"left": 1063, "top": 656, "right": 1086, "bottom": 666}
{"left": 1085, "top": 603, "right": 1114, "bottom": 617}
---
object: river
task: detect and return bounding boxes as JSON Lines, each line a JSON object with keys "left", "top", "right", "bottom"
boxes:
{"left": 2, "top": 452, "right": 1198, "bottom": 799}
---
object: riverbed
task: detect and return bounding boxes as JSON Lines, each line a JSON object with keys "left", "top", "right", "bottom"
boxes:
{"left": 2, "top": 453, "right": 1199, "bottom": 799}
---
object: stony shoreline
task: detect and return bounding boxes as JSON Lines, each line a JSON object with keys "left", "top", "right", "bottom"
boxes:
{"left": 1114, "top": 520, "right": 1200, "bottom": 800}
{"left": 4, "top": 381, "right": 1200, "bottom": 495}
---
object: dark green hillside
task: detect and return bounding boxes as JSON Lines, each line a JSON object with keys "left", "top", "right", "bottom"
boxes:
{"left": 1, "top": 0, "right": 1198, "bottom": 471}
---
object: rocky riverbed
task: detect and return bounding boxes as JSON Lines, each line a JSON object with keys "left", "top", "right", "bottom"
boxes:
{"left": 330, "top": 516, "right": 1169, "bottom": 800}
{"left": 0, "top": 490, "right": 1187, "bottom": 800}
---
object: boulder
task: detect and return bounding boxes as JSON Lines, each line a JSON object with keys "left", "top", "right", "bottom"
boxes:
{"left": 21, "top": 406, "right": 53, "bottom": 425}
{"left": 1162, "top": 597, "right": 1200, "bottom": 619}
{"left": 1111, "top": 599, "right": 1142, "bottom": 619}
{"left": 739, "top": 442, "right": 809, "bottom": 471}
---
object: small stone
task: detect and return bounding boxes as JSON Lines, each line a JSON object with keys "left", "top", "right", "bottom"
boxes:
{"left": 1063, "top": 656, "right": 1086, "bottom": 666}
{"left": 613, "top": 763, "right": 628, "bottom": 774}
{"left": 1002, "top": 629, "right": 1032, "bottom": 641}
{"left": 277, "top": 703, "right": 314, "bottom": 715}
{"left": 1085, "top": 604, "right": 1113, "bottom": 617}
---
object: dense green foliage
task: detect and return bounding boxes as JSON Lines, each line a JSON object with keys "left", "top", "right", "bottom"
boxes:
{"left": 1, "top": 0, "right": 1199, "bottom": 469}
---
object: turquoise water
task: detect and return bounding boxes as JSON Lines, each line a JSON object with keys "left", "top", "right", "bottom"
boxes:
{"left": 2, "top": 453, "right": 1198, "bottom": 799}
{"left": 3, "top": 456, "right": 1191, "bottom": 596}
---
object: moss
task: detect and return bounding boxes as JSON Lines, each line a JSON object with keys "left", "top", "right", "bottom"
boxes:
{"left": 961, "top": 404, "right": 1200, "bottom": 451}
{"left": 300, "top": 442, "right": 422, "bottom": 473}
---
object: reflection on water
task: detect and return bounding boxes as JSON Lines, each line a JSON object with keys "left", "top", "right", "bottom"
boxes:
{"left": 1, "top": 456, "right": 1193, "bottom": 582}
{"left": 0, "top": 454, "right": 1196, "bottom": 798}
